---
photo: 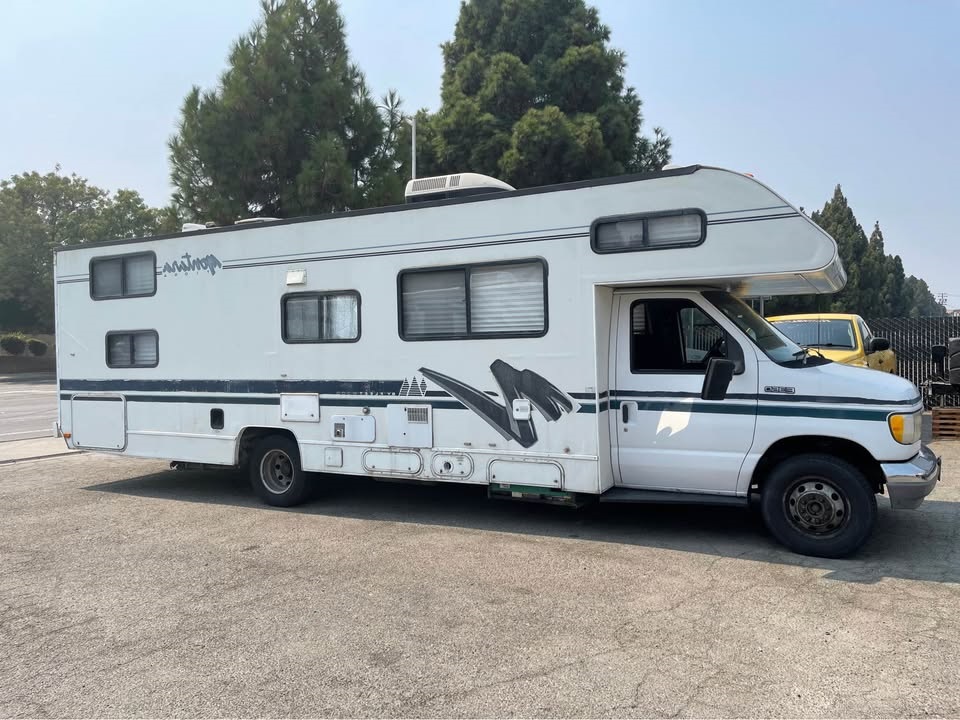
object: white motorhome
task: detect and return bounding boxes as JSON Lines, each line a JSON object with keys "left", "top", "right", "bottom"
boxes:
{"left": 54, "top": 165, "right": 940, "bottom": 558}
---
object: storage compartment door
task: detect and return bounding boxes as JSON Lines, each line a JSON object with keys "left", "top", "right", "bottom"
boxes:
{"left": 71, "top": 395, "right": 126, "bottom": 450}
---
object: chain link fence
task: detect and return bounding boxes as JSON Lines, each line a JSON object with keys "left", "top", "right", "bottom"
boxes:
{"left": 864, "top": 316, "right": 960, "bottom": 407}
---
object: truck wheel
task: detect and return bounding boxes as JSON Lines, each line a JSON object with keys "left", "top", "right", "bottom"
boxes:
{"left": 760, "top": 454, "right": 877, "bottom": 558}
{"left": 249, "top": 435, "right": 310, "bottom": 507}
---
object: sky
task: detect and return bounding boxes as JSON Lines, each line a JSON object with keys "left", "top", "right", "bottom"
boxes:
{"left": 2, "top": 0, "right": 958, "bottom": 304}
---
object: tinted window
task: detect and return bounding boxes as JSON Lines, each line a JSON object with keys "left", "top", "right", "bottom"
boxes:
{"left": 91, "top": 253, "right": 156, "bottom": 299}
{"left": 630, "top": 299, "right": 729, "bottom": 373}
{"left": 106, "top": 331, "right": 158, "bottom": 368}
{"left": 400, "top": 260, "right": 546, "bottom": 340}
{"left": 593, "top": 210, "right": 705, "bottom": 253}
{"left": 282, "top": 291, "right": 360, "bottom": 343}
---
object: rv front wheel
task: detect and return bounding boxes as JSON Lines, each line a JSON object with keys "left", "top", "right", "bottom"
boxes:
{"left": 760, "top": 453, "right": 877, "bottom": 558}
{"left": 249, "top": 435, "right": 310, "bottom": 507}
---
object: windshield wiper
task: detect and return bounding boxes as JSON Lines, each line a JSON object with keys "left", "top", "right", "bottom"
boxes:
{"left": 792, "top": 347, "right": 826, "bottom": 364}
{"left": 805, "top": 343, "right": 846, "bottom": 348}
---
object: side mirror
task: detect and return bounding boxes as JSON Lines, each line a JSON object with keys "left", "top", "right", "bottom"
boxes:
{"left": 869, "top": 337, "right": 891, "bottom": 353}
{"left": 701, "top": 358, "right": 736, "bottom": 401}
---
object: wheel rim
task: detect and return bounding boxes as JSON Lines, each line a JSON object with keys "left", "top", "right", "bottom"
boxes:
{"left": 260, "top": 449, "right": 295, "bottom": 495}
{"left": 785, "top": 476, "right": 849, "bottom": 536}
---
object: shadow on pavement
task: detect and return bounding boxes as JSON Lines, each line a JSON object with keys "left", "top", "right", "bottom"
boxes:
{"left": 84, "top": 467, "right": 960, "bottom": 586}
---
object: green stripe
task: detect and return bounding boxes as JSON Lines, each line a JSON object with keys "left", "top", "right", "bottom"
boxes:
{"left": 609, "top": 399, "right": 889, "bottom": 422}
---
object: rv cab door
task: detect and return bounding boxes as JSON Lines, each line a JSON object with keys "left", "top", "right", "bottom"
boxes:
{"left": 609, "top": 292, "right": 758, "bottom": 493}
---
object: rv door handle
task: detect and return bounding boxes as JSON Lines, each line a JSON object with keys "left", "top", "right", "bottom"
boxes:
{"left": 621, "top": 401, "right": 638, "bottom": 424}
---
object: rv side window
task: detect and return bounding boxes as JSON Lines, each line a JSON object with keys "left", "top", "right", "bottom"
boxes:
{"left": 282, "top": 291, "right": 360, "bottom": 343}
{"left": 90, "top": 252, "right": 156, "bottom": 299}
{"left": 592, "top": 210, "right": 705, "bottom": 254}
{"left": 106, "top": 331, "right": 159, "bottom": 368}
{"left": 399, "top": 260, "right": 547, "bottom": 340}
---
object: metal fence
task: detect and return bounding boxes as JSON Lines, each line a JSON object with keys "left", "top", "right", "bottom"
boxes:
{"left": 864, "top": 316, "right": 960, "bottom": 406}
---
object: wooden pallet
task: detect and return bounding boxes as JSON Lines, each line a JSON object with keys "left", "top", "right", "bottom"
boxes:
{"left": 932, "top": 407, "right": 960, "bottom": 439}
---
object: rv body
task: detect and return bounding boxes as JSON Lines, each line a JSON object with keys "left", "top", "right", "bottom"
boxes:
{"left": 54, "top": 165, "right": 940, "bottom": 557}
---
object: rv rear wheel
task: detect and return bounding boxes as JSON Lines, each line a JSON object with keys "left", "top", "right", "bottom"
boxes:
{"left": 249, "top": 435, "right": 310, "bottom": 507}
{"left": 760, "top": 453, "right": 877, "bottom": 558}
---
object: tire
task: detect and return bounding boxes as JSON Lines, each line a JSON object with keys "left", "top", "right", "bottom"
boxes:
{"left": 248, "top": 435, "right": 311, "bottom": 507}
{"left": 760, "top": 454, "right": 877, "bottom": 558}
{"left": 950, "top": 367, "right": 960, "bottom": 388}
{"left": 949, "top": 346, "right": 960, "bottom": 374}
{"left": 948, "top": 337, "right": 960, "bottom": 357}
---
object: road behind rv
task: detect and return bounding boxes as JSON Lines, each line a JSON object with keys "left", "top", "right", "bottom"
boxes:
{"left": 0, "top": 443, "right": 958, "bottom": 717}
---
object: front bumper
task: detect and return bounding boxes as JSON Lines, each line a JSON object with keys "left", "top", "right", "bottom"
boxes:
{"left": 881, "top": 444, "right": 941, "bottom": 509}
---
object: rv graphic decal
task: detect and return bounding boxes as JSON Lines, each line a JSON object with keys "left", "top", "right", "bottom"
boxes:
{"left": 162, "top": 252, "right": 222, "bottom": 277}
{"left": 420, "top": 360, "right": 576, "bottom": 448}
{"left": 398, "top": 376, "right": 428, "bottom": 397}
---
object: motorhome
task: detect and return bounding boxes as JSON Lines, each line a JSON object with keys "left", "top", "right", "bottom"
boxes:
{"left": 54, "top": 165, "right": 941, "bottom": 558}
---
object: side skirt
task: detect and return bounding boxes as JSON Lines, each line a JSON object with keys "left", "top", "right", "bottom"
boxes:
{"left": 599, "top": 487, "right": 748, "bottom": 507}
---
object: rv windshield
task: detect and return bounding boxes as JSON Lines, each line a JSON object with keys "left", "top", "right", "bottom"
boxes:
{"left": 702, "top": 291, "right": 818, "bottom": 366}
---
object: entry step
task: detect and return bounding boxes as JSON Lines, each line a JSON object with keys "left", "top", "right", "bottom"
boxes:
{"left": 600, "top": 487, "right": 748, "bottom": 507}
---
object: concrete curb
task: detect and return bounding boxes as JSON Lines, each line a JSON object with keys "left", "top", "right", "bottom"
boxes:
{"left": 0, "top": 437, "right": 78, "bottom": 465}
{"left": 0, "top": 450, "right": 81, "bottom": 466}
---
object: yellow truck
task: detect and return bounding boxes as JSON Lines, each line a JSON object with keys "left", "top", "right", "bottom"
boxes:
{"left": 767, "top": 313, "right": 898, "bottom": 373}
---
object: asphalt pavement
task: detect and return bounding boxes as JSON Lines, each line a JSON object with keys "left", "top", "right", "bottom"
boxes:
{"left": 0, "top": 439, "right": 958, "bottom": 717}
{"left": 0, "top": 374, "right": 57, "bottom": 442}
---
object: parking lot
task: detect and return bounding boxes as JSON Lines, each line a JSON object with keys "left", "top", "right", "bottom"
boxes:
{"left": 1, "top": 437, "right": 958, "bottom": 717}
{"left": 0, "top": 374, "right": 56, "bottom": 442}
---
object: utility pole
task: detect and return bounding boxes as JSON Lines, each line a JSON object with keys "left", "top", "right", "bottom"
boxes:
{"left": 937, "top": 292, "right": 948, "bottom": 307}
{"left": 406, "top": 117, "right": 417, "bottom": 180}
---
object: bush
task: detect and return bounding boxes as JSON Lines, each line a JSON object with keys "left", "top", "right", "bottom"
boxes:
{"left": 0, "top": 334, "right": 26, "bottom": 355}
{"left": 27, "top": 339, "right": 48, "bottom": 356}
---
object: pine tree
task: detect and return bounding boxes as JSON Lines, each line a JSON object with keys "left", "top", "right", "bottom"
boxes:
{"left": 810, "top": 185, "right": 869, "bottom": 314}
{"left": 860, "top": 222, "right": 889, "bottom": 316}
{"left": 763, "top": 190, "right": 941, "bottom": 320}
{"left": 420, "top": 0, "right": 670, "bottom": 186}
{"left": 168, "top": 0, "right": 403, "bottom": 224}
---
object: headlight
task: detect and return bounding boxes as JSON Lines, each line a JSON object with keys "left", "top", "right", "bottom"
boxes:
{"left": 889, "top": 412, "right": 923, "bottom": 445}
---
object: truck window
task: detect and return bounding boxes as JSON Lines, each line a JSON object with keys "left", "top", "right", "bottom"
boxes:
{"left": 399, "top": 260, "right": 546, "bottom": 340}
{"left": 106, "top": 331, "right": 158, "bottom": 368}
{"left": 282, "top": 291, "right": 360, "bottom": 343}
{"left": 770, "top": 318, "right": 856, "bottom": 350}
{"left": 630, "top": 299, "right": 728, "bottom": 372}
{"left": 91, "top": 252, "right": 156, "bottom": 299}
{"left": 857, "top": 318, "right": 875, "bottom": 348}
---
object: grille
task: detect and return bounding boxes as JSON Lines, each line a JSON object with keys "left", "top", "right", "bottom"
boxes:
{"left": 406, "top": 406, "right": 429, "bottom": 424}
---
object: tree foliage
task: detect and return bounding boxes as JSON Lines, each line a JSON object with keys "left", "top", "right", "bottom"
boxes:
{"left": 765, "top": 186, "right": 944, "bottom": 318}
{"left": 419, "top": 0, "right": 670, "bottom": 186}
{"left": 169, "top": 0, "right": 405, "bottom": 224}
{"left": 0, "top": 170, "right": 167, "bottom": 332}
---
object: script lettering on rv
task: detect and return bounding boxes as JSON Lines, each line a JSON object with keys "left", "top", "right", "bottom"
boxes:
{"left": 420, "top": 360, "right": 576, "bottom": 449}
{"left": 161, "top": 252, "right": 222, "bottom": 277}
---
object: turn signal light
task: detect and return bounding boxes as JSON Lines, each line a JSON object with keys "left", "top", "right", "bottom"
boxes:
{"left": 888, "top": 413, "right": 922, "bottom": 445}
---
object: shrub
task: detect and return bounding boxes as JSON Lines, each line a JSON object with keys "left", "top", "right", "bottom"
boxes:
{"left": 27, "top": 339, "right": 48, "bottom": 356}
{"left": 0, "top": 334, "right": 26, "bottom": 355}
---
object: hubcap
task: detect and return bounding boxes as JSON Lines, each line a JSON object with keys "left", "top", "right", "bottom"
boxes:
{"left": 786, "top": 477, "right": 848, "bottom": 535}
{"left": 260, "top": 449, "right": 295, "bottom": 494}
